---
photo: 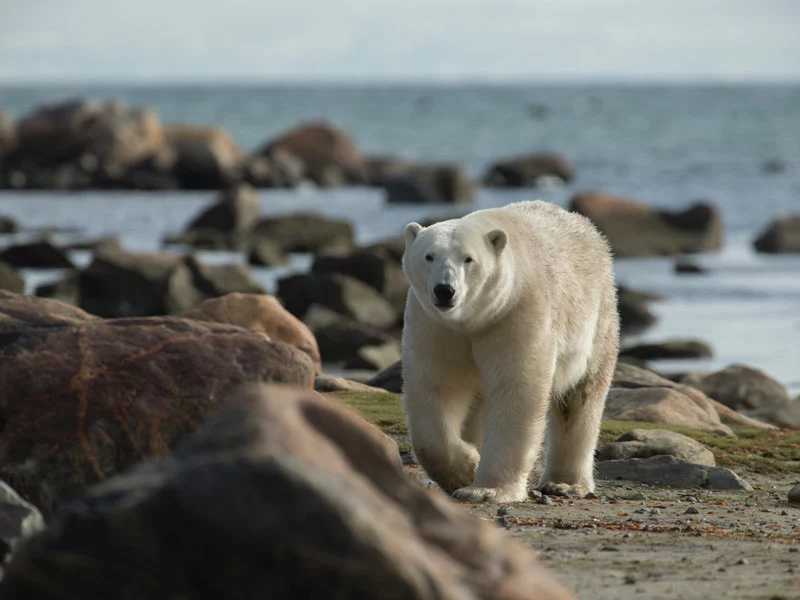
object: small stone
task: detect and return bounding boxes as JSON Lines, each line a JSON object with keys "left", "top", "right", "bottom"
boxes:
{"left": 718, "top": 567, "right": 727, "bottom": 573}
{"left": 788, "top": 484, "right": 800, "bottom": 504}
{"left": 600, "top": 546, "right": 620, "bottom": 552}
{"left": 789, "top": 548, "right": 799, "bottom": 553}
{"left": 781, "top": 510, "right": 789, "bottom": 516}
{"left": 497, "top": 505, "right": 511, "bottom": 516}
{"left": 650, "top": 508, "right": 661, "bottom": 515}
{"left": 494, "top": 517, "right": 510, "bottom": 527}
{"left": 686, "top": 496, "right": 699, "bottom": 503}
{"left": 584, "top": 492, "right": 599, "bottom": 500}
{"left": 629, "top": 493, "right": 647, "bottom": 501}
{"left": 528, "top": 488, "right": 543, "bottom": 500}
{"left": 685, "top": 506, "right": 700, "bottom": 515}
{"left": 539, "top": 495, "right": 554, "bottom": 505}
{"left": 735, "top": 558, "right": 748, "bottom": 565}
{"left": 624, "top": 574, "right": 637, "bottom": 585}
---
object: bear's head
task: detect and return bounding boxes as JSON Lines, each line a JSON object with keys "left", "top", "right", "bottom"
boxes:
{"left": 402, "top": 218, "right": 509, "bottom": 327}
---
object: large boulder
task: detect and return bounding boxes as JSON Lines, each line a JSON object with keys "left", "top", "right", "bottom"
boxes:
{"left": 304, "top": 304, "right": 396, "bottom": 363}
{"left": 0, "top": 291, "right": 316, "bottom": 515}
{"left": 0, "top": 261, "right": 25, "bottom": 293}
{"left": 0, "top": 384, "right": 572, "bottom": 600}
{"left": 249, "top": 213, "right": 354, "bottom": 255}
{"left": 607, "top": 364, "right": 735, "bottom": 436}
{"left": 256, "top": 121, "right": 365, "bottom": 184}
{"left": 384, "top": 163, "right": 474, "bottom": 204}
{"left": 570, "top": 192, "right": 723, "bottom": 257}
{"left": 753, "top": 215, "right": 800, "bottom": 253}
{"left": 162, "top": 125, "right": 242, "bottom": 189}
{"left": 597, "top": 429, "right": 716, "bottom": 466}
{"left": 184, "top": 185, "right": 260, "bottom": 243}
{"left": 5, "top": 99, "right": 164, "bottom": 189}
{"left": 0, "top": 241, "right": 75, "bottom": 269}
{"left": 680, "top": 365, "right": 798, "bottom": 425}
{"left": 278, "top": 273, "right": 398, "bottom": 330}
{"left": 184, "top": 293, "right": 322, "bottom": 373}
{"left": 312, "top": 248, "right": 409, "bottom": 314}
{"left": 484, "top": 153, "right": 575, "bottom": 187}
{"left": 365, "top": 360, "right": 403, "bottom": 393}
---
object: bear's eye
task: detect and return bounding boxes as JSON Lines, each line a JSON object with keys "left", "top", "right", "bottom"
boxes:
{"left": 425, "top": 254, "right": 434, "bottom": 262}
{"left": 464, "top": 256, "right": 473, "bottom": 264}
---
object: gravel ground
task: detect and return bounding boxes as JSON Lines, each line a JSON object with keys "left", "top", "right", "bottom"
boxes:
{"left": 405, "top": 466, "right": 800, "bottom": 599}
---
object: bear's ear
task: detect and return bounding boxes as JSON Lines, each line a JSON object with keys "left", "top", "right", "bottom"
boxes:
{"left": 488, "top": 229, "right": 508, "bottom": 254}
{"left": 405, "top": 222, "right": 423, "bottom": 249}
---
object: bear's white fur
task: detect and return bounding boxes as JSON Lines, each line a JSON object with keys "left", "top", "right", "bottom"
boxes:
{"left": 402, "top": 200, "right": 619, "bottom": 503}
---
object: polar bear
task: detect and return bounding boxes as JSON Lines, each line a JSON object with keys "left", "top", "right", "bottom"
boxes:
{"left": 401, "top": 200, "right": 619, "bottom": 503}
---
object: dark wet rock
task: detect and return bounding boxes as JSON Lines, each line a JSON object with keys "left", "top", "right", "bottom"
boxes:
{"left": 182, "top": 256, "right": 265, "bottom": 298}
{"left": 384, "top": 163, "right": 474, "bottom": 204}
{"left": 278, "top": 273, "right": 398, "bottom": 330}
{"left": 247, "top": 238, "right": 287, "bottom": 266}
{"left": 0, "top": 291, "right": 316, "bottom": 515}
{"left": 0, "top": 216, "right": 18, "bottom": 234}
{"left": 256, "top": 121, "right": 365, "bottom": 185}
{"left": 304, "top": 304, "right": 395, "bottom": 363}
{"left": 571, "top": 192, "right": 723, "bottom": 257}
{"left": 0, "top": 241, "right": 75, "bottom": 269}
{"left": 312, "top": 248, "right": 409, "bottom": 315}
{"left": 366, "top": 360, "right": 403, "bottom": 393}
{"left": 0, "top": 261, "right": 25, "bottom": 293}
{"left": 620, "top": 339, "right": 713, "bottom": 361}
{"left": 0, "top": 481, "right": 45, "bottom": 566}
{"left": 164, "top": 125, "right": 242, "bottom": 190}
{"left": 343, "top": 341, "right": 403, "bottom": 371}
{"left": 596, "top": 455, "right": 752, "bottom": 490}
{"left": 753, "top": 215, "right": 800, "bottom": 254}
{"left": 35, "top": 272, "right": 80, "bottom": 305}
{"left": 363, "top": 155, "right": 413, "bottom": 186}
{"left": 617, "top": 285, "right": 659, "bottom": 336}
{"left": 249, "top": 213, "right": 354, "bottom": 255}
{"left": 598, "top": 429, "right": 716, "bottom": 466}
{"left": 674, "top": 259, "right": 706, "bottom": 275}
{"left": 485, "top": 153, "right": 574, "bottom": 187}
{"left": 184, "top": 293, "right": 321, "bottom": 373}
{"left": 65, "top": 235, "right": 121, "bottom": 254}
{"left": 0, "top": 384, "right": 571, "bottom": 600}
{"left": 185, "top": 184, "right": 260, "bottom": 240}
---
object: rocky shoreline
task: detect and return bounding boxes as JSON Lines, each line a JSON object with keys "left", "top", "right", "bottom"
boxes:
{"left": 1, "top": 97, "right": 799, "bottom": 599}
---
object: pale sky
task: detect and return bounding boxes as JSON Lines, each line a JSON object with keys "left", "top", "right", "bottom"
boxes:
{"left": 1, "top": 0, "right": 798, "bottom": 83}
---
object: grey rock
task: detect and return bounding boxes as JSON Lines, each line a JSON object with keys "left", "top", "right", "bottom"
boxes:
{"left": 596, "top": 455, "right": 752, "bottom": 490}
{"left": 598, "top": 428, "right": 716, "bottom": 466}
{"left": 789, "top": 484, "right": 800, "bottom": 504}
{"left": 0, "top": 481, "right": 45, "bottom": 564}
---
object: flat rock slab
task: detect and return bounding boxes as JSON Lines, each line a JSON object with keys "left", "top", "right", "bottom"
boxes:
{"left": 596, "top": 455, "right": 752, "bottom": 490}
{"left": 598, "top": 428, "right": 716, "bottom": 466}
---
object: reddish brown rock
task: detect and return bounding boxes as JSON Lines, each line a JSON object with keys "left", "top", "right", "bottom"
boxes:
{"left": 570, "top": 192, "right": 723, "bottom": 257}
{"left": 258, "top": 121, "right": 365, "bottom": 184}
{"left": 0, "top": 292, "right": 315, "bottom": 515}
{"left": 0, "top": 384, "right": 572, "bottom": 600}
{"left": 164, "top": 125, "right": 242, "bottom": 189}
{"left": 249, "top": 212, "right": 355, "bottom": 255}
{"left": 185, "top": 293, "right": 322, "bottom": 373}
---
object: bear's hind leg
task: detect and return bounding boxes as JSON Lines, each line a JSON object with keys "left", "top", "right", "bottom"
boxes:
{"left": 538, "top": 362, "right": 614, "bottom": 497}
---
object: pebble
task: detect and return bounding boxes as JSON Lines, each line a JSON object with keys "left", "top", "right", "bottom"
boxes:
{"left": 650, "top": 508, "right": 661, "bottom": 515}
{"left": 735, "top": 558, "right": 749, "bottom": 566}
{"left": 539, "top": 495, "right": 554, "bottom": 505}
{"left": 629, "top": 493, "right": 647, "bottom": 501}
{"left": 624, "top": 574, "right": 637, "bottom": 585}
{"left": 634, "top": 508, "right": 647, "bottom": 514}
{"left": 789, "top": 548, "right": 799, "bottom": 553}
{"left": 781, "top": 510, "right": 789, "bottom": 516}
{"left": 584, "top": 492, "right": 599, "bottom": 500}
{"left": 685, "top": 496, "right": 699, "bottom": 503}
{"left": 494, "top": 517, "right": 509, "bottom": 527}
{"left": 497, "top": 506, "right": 511, "bottom": 516}
{"left": 685, "top": 506, "right": 700, "bottom": 515}
{"left": 789, "top": 484, "right": 800, "bottom": 504}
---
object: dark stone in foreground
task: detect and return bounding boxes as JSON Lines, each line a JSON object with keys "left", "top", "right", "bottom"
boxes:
{"left": 596, "top": 455, "right": 752, "bottom": 490}
{"left": 0, "top": 385, "right": 572, "bottom": 600}
{"left": 366, "top": 360, "right": 403, "bottom": 393}
{"left": 753, "top": 215, "right": 800, "bottom": 254}
{"left": 484, "top": 153, "right": 574, "bottom": 187}
{"left": 0, "top": 481, "right": 45, "bottom": 566}
{"left": 620, "top": 339, "right": 713, "bottom": 361}
{"left": 0, "top": 291, "right": 316, "bottom": 515}
{"left": 0, "top": 241, "right": 74, "bottom": 269}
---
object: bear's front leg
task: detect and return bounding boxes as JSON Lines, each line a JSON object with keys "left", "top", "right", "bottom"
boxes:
{"left": 452, "top": 329, "right": 554, "bottom": 504}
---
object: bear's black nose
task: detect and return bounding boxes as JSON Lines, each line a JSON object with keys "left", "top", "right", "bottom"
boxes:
{"left": 433, "top": 284, "right": 455, "bottom": 302}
